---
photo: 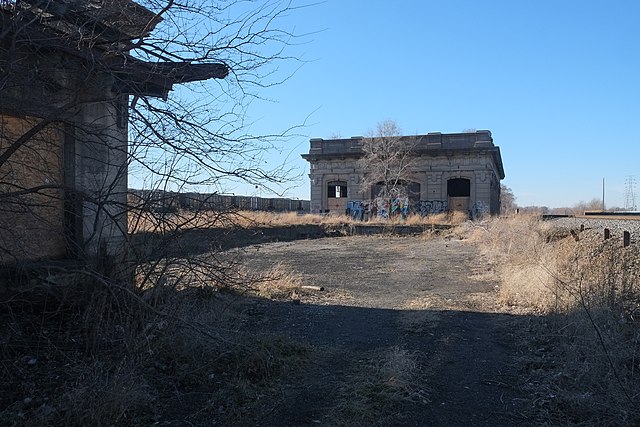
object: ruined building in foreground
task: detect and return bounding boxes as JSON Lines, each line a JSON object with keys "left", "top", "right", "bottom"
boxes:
{"left": 302, "top": 130, "right": 505, "bottom": 217}
{"left": 0, "top": 0, "right": 227, "bottom": 266}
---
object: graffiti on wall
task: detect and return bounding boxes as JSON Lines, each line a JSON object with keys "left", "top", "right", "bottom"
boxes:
{"left": 349, "top": 198, "right": 412, "bottom": 219}
{"left": 416, "top": 200, "right": 448, "bottom": 216}
{"left": 347, "top": 198, "right": 491, "bottom": 219}
{"left": 374, "top": 197, "right": 409, "bottom": 219}
{"left": 472, "top": 201, "right": 489, "bottom": 218}
{"left": 348, "top": 201, "right": 364, "bottom": 220}
{"left": 390, "top": 197, "right": 410, "bottom": 218}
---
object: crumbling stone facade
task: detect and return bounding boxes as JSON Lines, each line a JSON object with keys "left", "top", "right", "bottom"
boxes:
{"left": 302, "top": 130, "right": 505, "bottom": 217}
{"left": 0, "top": 0, "right": 227, "bottom": 266}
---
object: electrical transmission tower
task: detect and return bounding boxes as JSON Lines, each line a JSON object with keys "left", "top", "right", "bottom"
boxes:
{"left": 624, "top": 175, "right": 637, "bottom": 211}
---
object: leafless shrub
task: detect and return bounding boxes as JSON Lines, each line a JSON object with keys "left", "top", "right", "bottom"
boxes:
{"left": 380, "top": 346, "right": 421, "bottom": 394}
{"left": 0, "top": 268, "right": 312, "bottom": 426}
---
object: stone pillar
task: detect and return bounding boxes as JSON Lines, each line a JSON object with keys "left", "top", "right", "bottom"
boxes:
{"left": 73, "top": 95, "right": 129, "bottom": 262}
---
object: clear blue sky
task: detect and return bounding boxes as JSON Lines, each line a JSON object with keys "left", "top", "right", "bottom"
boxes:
{"left": 225, "top": 1, "right": 640, "bottom": 208}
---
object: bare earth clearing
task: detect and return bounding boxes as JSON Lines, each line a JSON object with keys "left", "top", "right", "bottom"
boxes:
{"left": 229, "top": 235, "right": 535, "bottom": 426}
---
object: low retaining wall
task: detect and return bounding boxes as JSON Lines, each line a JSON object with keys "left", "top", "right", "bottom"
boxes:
{"left": 248, "top": 223, "right": 450, "bottom": 243}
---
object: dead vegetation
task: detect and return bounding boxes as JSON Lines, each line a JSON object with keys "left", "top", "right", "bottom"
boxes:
{"left": 0, "top": 268, "right": 311, "bottom": 426}
{"left": 0, "top": 211, "right": 534, "bottom": 426}
{"left": 325, "top": 346, "right": 429, "bottom": 426}
{"left": 0, "top": 239, "right": 363, "bottom": 427}
{"left": 128, "top": 209, "right": 467, "bottom": 234}
{"left": 470, "top": 215, "right": 640, "bottom": 425}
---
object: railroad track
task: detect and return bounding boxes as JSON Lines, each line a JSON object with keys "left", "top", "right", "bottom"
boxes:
{"left": 546, "top": 214, "right": 640, "bottom": 246}
{"left": 543, "top": 212, "right": 640, "bottom": 221}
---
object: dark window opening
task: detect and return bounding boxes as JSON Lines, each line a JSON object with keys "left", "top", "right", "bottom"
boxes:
{"left": 328, "top": 181, "right": 347, "bottom": 198}
{"left": 371, "top": 182, "right": 384, "bottom": 199}
{"left": 447, "top": 178, "right": 470, "bottom": 197}
{"left": 407, "top": 182, "right": 421, "bottom": 199}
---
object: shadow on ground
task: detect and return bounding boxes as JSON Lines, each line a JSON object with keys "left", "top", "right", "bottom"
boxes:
{"left": 130, "top": 223, "right": 448, "bottom": 261}
{"left": 232, "top": 295, "right": 534, "bottom": 427}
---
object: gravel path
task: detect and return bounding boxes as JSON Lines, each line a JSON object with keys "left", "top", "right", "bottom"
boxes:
{"left": 549, "top": 216, "right": 640, "bottom": 238}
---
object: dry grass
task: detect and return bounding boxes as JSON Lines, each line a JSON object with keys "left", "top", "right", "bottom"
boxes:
{"left": 58, "top": 361, "right": 152, "bottom": 426}
{"left": 470, "top": 215, "right": 640, "bottom": 425}
{"left": 252, "top": 263, "right": 304, "bottom": 300}
{"left": 234, "top": 210, "right": 351, "bottom": 227}
{"left": 129, "top": 209, "right": 465, "bottom": 233}
{"left": 136, "top": 259, "right": 307, "bottom": 301}
{"left": 467, "top": 214, "right": 559, "bottom": 312}
{"left": 380, "top": 346, "right": 421, "bottom": 394}
{"left": 128, "top": 209, "right": 354, "bottom": 233}
{"left": 449, "top": 210, "right": 470, "bottom": 225}
{"left": 325, "top": 346, "right": 429, "bottom": 426}
{"left": 0, "top": 268, "right": 310, "bottom": 427}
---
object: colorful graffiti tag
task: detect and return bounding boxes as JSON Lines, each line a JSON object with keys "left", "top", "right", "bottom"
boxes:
{"left": 348, "top": 198, "right": 489, "bottom": 220}
{"left": 417, "top": 200, "right": 448, "bottom": 216}
{"left": 472, "top": 201, "right": 489, "bottom": 218}
{"left": 372, "top": 197, "right": 410, "bottom": 219}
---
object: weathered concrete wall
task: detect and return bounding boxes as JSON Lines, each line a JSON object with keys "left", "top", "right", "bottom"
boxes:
{"left": 0, "top": 115, "right": 66, "bottom": 263}
{"left": 308, "top": 150, "right": 501, "bottom": 217}
{"left": 304, "top": 131, "right": 506, "bottom": 217}
{"left": 0, "top": 48, "right": 130, "bottom": 265}
{"left": 309, "top": 158, "right": 362, "bottom": 213}
{"left": 73, "top": 98, "right": 129, "bottom": 259}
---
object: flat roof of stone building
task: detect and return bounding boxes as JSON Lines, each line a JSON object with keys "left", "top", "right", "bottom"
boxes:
{"left": 302, "top": 130, "right": 504, "bottom": 179}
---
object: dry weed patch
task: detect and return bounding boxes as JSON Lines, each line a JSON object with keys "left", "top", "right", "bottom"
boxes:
{"left": 471, "top": 215, "right": 640, "bottom": 425}
{"left": 0, "top": 272, "right": 311, "bottom": 426}
{"left": 404, "top": 294, "right": 449, "bottom": 310}
{"left": 325, "top": 346, "right": 429, "bottom": 426}
{"left": 129, "top": 208, "right": 463, "bottom": 234}
{"left": 252, "top": 263, "right": 304, "bottom": 300}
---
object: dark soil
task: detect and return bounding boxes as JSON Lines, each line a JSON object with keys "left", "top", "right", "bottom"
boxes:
{"left": 230, "top": 235, "right": 535, "bottom": 426}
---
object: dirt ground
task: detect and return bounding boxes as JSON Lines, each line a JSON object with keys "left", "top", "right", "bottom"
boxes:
{"left": 228, "top": 234, "right": 536, "bottom": 426}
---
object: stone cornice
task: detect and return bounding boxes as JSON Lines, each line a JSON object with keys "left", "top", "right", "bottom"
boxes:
{"left": 301, "top": 130, "right": 505, "bottom": 179}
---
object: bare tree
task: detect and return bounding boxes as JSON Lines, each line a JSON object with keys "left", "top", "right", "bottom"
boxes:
{"left": 0, "top": 4, "right": 322, "bottom": 424}
{"left": 358, "top": 120, "right": 418, "bottom": 204}
{"left": 572, "top": 198, "right": 605, "bottom": 214}
{"left": 500, "top": 184, "right": 517, "bottom": 215}
{"left": 0, "top": 0, "right": 307, "bottom": 269}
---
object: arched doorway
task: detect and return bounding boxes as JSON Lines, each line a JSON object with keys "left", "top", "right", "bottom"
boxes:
{"left": 327, "top": 180, "right": 347, "bottom": 213}
{"left": 447, "top": 178, "right": 470, "bottom": 212}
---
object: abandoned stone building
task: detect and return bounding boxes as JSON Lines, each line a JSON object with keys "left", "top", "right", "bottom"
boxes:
{"left": 0, "top": 0, "right": 227, "bottom": 266}
{"left": 302, "top": 130, "right": 505, "bottom": 217}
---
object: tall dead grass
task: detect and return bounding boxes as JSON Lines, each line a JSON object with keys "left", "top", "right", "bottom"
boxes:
{"left": 129, "top": 209, "right": 465, "bottom": 233}
{"left": 250, "top": 263, "right": 304, "bottom": 300}
{"left": 469, "top": 215, "right": 558, "bottom": 311}
{"left": 471, "top": 215, "right": 640, "bottom": 425}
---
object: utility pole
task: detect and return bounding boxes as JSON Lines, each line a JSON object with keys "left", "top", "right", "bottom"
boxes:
{"left": 602, "top": 178, "right": 605, "bottom": 211}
